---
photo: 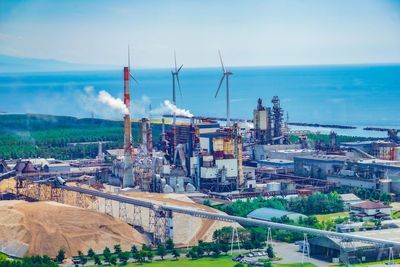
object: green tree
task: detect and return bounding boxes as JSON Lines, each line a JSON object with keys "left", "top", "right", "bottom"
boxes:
{"left": 266, "top": 244, "right": 275, "bottom": 258}
{"left": 142, "top": 243, "right": 150, "bottom": 251}
{"left": 78, "top": 250, "right": 83, "bottom": 257}
{"left": 93, "top": 254, "right": 101, "bottom": 266}
{"left": 221, "top": 243, "right": 230, "bottom": 255}
{"left": 234, "top": 263, "right": 245, "bottom": 267}
{"left": 139, "top": 250, "right": 147, "bottom": 263}
{"left": 203, "top": 199, "right": 212, "bottom": 206}
{"left": 263, "top": 262, "right": 272, "bottom": 267}
{"left": 56, "top": 249, "right": 65, "bottom": 263}
{"left": 147, "top": 251, "right": 154, "bottom": 262}
{"left": 79, "top": 255, "right": 87, "bottom": 266}
{"left": 109, "top": 255, "right": 117, "bottom": 266}
{"left": 87, "top": 248, "right": 95, "bottom": 258}
{"left": 243, "top": 241, "right": 254, "bottom": 251}
{"left": 165, "top": 238, "right": 175, "bottom": 250}
{"left": 114, "top": 244, "right": 122, "bottom": 254}
{"left": 156, "top": 243, "right": 167, "bottom": 260}
{"left": 118, "top": 251, "right": 129, "bottom": 265}
{"left": 132, "top": 252, "right": 141, "bottom": 263}
{"left": 172, "top": 249, "right": 180, "bottom": 260}
{"left": 186, "top": 248, "right": 198, "bottom": 259}
{"left": 103, "top": 247, "right": 111, "bottom": 264}
{"left": 212, "top": 243, "right": 221, "bottom": 257}
{"left": 131, "top": 244, "right": 138, "bottom": 254}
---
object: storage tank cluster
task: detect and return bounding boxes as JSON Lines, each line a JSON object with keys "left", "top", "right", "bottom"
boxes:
{"left": 154, "top": 174, "right": 195, "bottom": 194}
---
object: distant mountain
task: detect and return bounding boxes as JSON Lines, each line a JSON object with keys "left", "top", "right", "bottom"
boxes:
{"left": 0, "top": 54, "right": 117, "bottom": 73}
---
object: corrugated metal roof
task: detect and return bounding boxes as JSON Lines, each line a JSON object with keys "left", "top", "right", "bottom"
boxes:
{"left": 351, "top": 201, "right": 391, "bottom": 209}
{"left": 247, "top": 207, "right": 304, "bottom": 221}
{"left": 339, "top": 193, "right": 361, "bottom": 202}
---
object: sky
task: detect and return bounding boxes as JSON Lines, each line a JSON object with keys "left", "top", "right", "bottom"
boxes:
{"left": 0, "top": 0, "right": 400, "bottom": 68}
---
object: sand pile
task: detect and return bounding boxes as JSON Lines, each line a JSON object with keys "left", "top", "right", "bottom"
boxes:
{"left": 0, "top": 177, "right": 16, "bottom": 193}
{"left": 120, "top": 192, "right": 235, "bottom": 246}
{"left": 0, "top": 200, "right": 146, "bottom": 258}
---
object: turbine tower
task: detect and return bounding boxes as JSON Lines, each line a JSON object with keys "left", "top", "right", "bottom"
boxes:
{"left": 171, "top": 51, "right": 183, "bottom": 126}
{"left": 215, "top": 50, "right": 233, "bottom": 127}
{"left": 123, "top": 45, "right": 137, "bottom": 188}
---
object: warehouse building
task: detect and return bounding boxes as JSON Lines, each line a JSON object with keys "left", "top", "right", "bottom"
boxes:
{"left": 341, "top": 140, "right": 400, "bottom": 161}
{"left": 349, "top": 201, "right": 392, "bottom": 221}
{"left": 306, "top": 228, "right": 400, "bottom": 264}
{"left": 294, "top": 155, "right": 400, "bottom": 195}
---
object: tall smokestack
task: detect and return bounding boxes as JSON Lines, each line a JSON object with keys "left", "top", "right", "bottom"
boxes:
{"left": 123, "top": 65, "right": 135, "bottom": 187}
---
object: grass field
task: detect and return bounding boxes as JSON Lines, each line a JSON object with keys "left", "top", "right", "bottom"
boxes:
{"left": 88, "top": 255, "right": 235, "bottom": 267}
{"left": 86, "top": 255, "right": 317, "bottom": 267}
{"left": 315, "top": 212, "right": 349, "bottom": 222}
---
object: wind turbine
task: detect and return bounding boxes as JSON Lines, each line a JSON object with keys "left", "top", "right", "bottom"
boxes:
{"left": 171, "top": 51, "right": 183, "bottom": 126}
{"left": 215, "top": 50, "right": 233, "bottom": 127}
{"left": 128, "top": 45, "right": 138, "bottom": 83}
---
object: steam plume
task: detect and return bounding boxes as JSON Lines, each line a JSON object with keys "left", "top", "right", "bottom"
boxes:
{"left": 151, "top": 100, "right": 193, "bottom": 117}
{"left": 98, "top": 90, "right": 129, "bottom": 115}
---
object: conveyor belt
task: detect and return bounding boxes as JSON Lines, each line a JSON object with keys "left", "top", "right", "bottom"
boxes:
{"left": 58, "top": 184, "right": 400, "bottom": 248}
{"left": 58, "top": 185, "right": 154, "bottom": 209}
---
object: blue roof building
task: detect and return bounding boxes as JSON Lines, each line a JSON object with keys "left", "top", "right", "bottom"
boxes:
{"left": 247, "top": 207, "right": 307, "bottom": 222}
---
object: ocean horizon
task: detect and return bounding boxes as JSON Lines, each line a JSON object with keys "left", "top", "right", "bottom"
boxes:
{"left": 1, "top": 63, "right": 399, "bottom": 137}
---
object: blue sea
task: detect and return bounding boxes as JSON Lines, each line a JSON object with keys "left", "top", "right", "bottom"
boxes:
{"left": 0, "top": 64, "right": 399, "bottom": 137}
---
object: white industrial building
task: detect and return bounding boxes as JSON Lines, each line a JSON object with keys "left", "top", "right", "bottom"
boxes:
{"left": 349, "top": 201, "right": 392, "bottom": 221}
{"left": 294, "top": 155, "right": 400, "bottom": 195}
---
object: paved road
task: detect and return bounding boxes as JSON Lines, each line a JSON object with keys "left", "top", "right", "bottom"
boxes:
{"left": 271, "top": 241, "right": 330, "bottom": 267}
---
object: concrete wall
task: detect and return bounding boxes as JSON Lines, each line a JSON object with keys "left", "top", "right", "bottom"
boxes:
{"left": 327, "top": 176, "right": 377, "bottom": 190}
{"left": 294, "top": 159, "right": 339, "bottom": 179}
{"left": 215, "top": 159, "right": 238, "bottom": 177}
{"left": 200, "top": 167, "right": 218, "bottom": 179}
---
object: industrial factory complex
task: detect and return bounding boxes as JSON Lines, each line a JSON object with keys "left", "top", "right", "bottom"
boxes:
{"left": 2, "top": 53, "right": 400, "bottom": 266}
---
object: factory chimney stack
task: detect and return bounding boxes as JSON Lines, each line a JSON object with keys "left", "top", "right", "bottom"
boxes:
{"left": 122, "top": 46, "right": 137, "bottom": 188}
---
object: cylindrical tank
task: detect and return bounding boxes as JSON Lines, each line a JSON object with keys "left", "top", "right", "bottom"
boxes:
{"left": 177, "top": 177, "right": 184, "bottom": 187}
{"left": 379, "top": 179, "right": 391, "bottom": 193}
{"left": 281, "top": 181, "right": 296, "bottom": 191}
{"left": 266, "top": 182, "right": 281, "bottom": 192}
{"left": 169, "top": 176, "right": 177, "bottom": 187}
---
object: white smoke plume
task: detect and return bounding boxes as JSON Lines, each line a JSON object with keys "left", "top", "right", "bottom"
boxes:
{"left": 239, "top": 121, "right": 254, "bottom": 129}
{"left": 97, "top": 90, "right": 129, "bottom": 115}
{"left": 151, "top": 100, "right": 193, "bottom": 117}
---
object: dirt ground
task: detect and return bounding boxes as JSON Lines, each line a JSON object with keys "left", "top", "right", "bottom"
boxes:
{"left": 0, "top": 177, "right": 16, "bottom": 193}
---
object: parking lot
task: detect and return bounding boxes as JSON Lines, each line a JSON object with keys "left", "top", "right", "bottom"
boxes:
{"left": 232, "top": 242, "right": 330, "bottom": 267}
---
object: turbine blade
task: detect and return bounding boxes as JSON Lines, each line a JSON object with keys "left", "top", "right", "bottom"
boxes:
{"left": 218, "top": 50, "right": 226, "bottom": 73}
{"left": 174, "top": 50, "right": 177, "bottom": 71}
{"left": 129, "top": 72, "right": 138, "bottom": 83}
{"left": 128, "top": 45, "right": 130, "bottom": 70}
{"left": 176, "top": 75, "right": 182, "bottom": 97}
{"left": 215, "top": 75, "right": 225, "bottom": 98}
{"left": 177, "top": 64, "right": 183, "bottom": 72}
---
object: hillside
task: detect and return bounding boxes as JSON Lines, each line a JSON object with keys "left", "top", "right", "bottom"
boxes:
{"left": 0, "top": 54, "right": 115, "bottom": 73}
{"left": 0, "top": 114, "right": 169, "bottom": 160}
